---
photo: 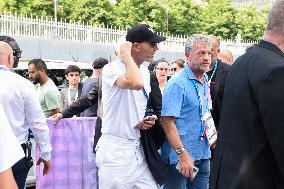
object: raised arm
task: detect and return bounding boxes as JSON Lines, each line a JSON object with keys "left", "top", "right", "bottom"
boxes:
{"left": 114, "top": 42, "right": 144, "bottom": 90}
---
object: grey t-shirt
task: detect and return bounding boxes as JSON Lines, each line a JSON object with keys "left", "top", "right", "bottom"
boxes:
{"left": 80, "top": 77, "right": 98, "bottom": 117}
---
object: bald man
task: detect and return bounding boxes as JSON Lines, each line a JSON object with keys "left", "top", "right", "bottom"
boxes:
{"left": 0, "top": 41, "right": 52, "bottom": 189}
{"left": 0, "top": 36, "right": 22, "bottom": 68}
{"left": 217, "top": 49, "right": 233, "bottom": 65}
{"left": 0, "top": 41, "right": 14, "bottom": 67}
{"left": 207, "top": 35, "right": 231, "bottom": 131}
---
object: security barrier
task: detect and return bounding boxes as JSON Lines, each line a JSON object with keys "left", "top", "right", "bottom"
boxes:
{"left": 36, "top": 117, "right": 97, "bottom": 189}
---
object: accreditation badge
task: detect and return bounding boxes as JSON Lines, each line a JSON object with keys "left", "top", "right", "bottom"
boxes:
{"left": 201, "top": 111, "right": 217, "bottom": 147}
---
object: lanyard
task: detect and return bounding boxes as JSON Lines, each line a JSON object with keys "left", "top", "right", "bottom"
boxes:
{"left": 191, "top": 78, "right": 209, "bottom": 139}
{"left": 142, "top": 87, "right": 149, "bottom": 100}
{"left": 208, "top": 60, "right": 218, "bottom": 83}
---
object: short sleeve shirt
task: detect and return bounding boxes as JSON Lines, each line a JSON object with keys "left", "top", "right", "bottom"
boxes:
{"left": 161, "top": 64, "right": 211, "bottom": 163}
{"left": 35, "top": 78, "right": 61, "bottom": 117}
{"left": 101, "top": 60, "right": 150, "bottom": 139}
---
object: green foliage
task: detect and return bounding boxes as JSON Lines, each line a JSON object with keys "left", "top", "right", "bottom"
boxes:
{"left": 0, "top": 0, "right": 271, "bottom": 40}
{"left": 66, "top": 0, "right": 114, "bottom": 25}
{"left": 201, "top": 0, "right": 237, "bottom": 39}
{"left": 0, "top": 0, "right": 54, "bottom": 18}
{"left": 235, "top": 5, "right": 269, "bottom": 41}
{"left": 167, "top": 0, "right": 203, "bottom": 36}
{"left": 112, "top": 0, "right": 164, "bottom": 31}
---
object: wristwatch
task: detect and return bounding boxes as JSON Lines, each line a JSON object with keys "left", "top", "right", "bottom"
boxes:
{"left": 175, "top": 147, "right": 186, "bottom": 155}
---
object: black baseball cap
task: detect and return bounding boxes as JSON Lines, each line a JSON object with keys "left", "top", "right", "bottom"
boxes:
{"left": 92, "top": 57, "right": 109, "bottom": 69}
{"left": 126, "top": 24, "right": 166, "bottom": 43}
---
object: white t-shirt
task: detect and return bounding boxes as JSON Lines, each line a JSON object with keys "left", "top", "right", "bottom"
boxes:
{"left": 102, "top": 60, "right": 151, "bottom": 139}
{"left": 0, "top": 105, "right": 24, "bottom": 172}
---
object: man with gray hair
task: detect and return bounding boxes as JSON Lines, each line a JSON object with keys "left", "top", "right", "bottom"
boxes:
{"left": 210, "top": 1, "right": 284, "bottom": 189}
{"left": 161, "top": 34, "right": 212, "bottom": 189}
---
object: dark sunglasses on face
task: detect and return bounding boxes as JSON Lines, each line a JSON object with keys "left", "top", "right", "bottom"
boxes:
{"left": 150, "top": 42, "right": 158, "bottom": 47}
{"left": 13, "top": 49, "right": 22, "bottom": 58}
{"left": 156, "top": 67, "right": 169, "bottom": 71}
{"left": 171, "top": 68, "right": 177, "bottom": 72}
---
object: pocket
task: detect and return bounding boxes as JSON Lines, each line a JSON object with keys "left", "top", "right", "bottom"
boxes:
{"left": 95, "top": 143, "right": 126, "bottom": 168}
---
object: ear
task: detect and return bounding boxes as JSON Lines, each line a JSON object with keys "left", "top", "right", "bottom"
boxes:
{"left": 7, "top": 52, "right": 14, "bottom": 68}
{"left": 185, "top": 52, "right": 190, "bottom": 58}
{"left": 65, "top": 74, "right": 69, "bottom": 80}
{"left": 132, "top": 43, "right": 140, "bottom": 51}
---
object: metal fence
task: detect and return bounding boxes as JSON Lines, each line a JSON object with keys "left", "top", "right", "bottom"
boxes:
{"left": 0, "top": 13, "right": 257, "bottom": 52}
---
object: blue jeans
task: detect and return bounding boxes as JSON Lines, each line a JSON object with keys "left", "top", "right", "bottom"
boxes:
{"left": 163, "top": 159, "right": 210, "bottom": 189}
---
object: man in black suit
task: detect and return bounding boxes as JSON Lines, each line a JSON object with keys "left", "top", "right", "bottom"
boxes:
{"left": 207, "top": 35, "right": 230, "bottom": 130}
{"left": 210, "top": 1, "right": 284, "bottom": 189}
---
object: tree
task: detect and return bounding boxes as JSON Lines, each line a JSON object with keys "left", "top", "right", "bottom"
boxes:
{"left": 0, "top": 0, "right": 271, "bottom": 41}
{"left": 235, "top": 5, "right": 269, "bottom": 41}
{"left": 0, "top": 0, "right": 54, "bottom": 18}
{"left": 63, "top": 0, "right": 114, "bottom": 25}
{"left": 166, "top": 0, "right": 203, "bottom": 36}
{"left": 113, "top": 0, "right": 164, "bottom": 31}
{"left": 201, "top": 0, "right": 237, "bottom": 40}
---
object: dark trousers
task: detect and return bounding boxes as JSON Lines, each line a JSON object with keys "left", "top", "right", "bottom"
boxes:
{"left": 163, "top": 159, "right": 210, "bottom": 189}
{"left": 12, "top": 143, "right": 33, "bottom": 189}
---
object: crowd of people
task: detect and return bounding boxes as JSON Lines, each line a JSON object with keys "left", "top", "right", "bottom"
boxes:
{"left": 1, "top": 1, "right": 284, "bottom": 189}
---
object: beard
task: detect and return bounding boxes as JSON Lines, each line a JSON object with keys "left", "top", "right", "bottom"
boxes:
{"left": 32, "top": 77, "right": 41, "bottom": 85}
{"left": 192, "top": 63, "right": 209, "bottom": 73}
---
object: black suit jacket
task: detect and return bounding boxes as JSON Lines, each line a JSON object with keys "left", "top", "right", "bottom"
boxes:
{"left": 140, "top": 72, "right": 169, "bottom": 185}
{"left": 210, "top": 40, "right": 284, "bottom": 189}
{"left": 209, "top": 60, "right": 230, "bottom": 129}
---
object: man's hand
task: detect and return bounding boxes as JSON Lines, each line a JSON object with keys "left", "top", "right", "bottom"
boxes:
{"left": 36, "top": 158, "right": 51, "bottom": 176}
{"left": 178, "top": 151, "right": 194, "bottom": 179}
{"left": 137, "top": 118, "right": 156, "bottom": 130}
{"left": 52, "top": 113, "right": 63, "bottom": 122}
{"left": 120, "top": 42, "right": 132, "bottom": 59}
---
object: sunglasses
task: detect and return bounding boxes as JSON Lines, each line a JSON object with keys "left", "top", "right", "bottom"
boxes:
{"left": 149, "top": 42, "right": 158, "bottom": 47}
{"left": 156, "top": 67, "right": 169, "bottom": 71}
{"left": 171, "top": 68, "right": 177, "bottom": 72}
{"left": 13, "top": 49, "right": 22, "bottom": 58}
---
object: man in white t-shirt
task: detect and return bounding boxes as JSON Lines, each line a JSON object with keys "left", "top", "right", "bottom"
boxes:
{"left": 95, "top": 24, "right": 166, "bottom": 189}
